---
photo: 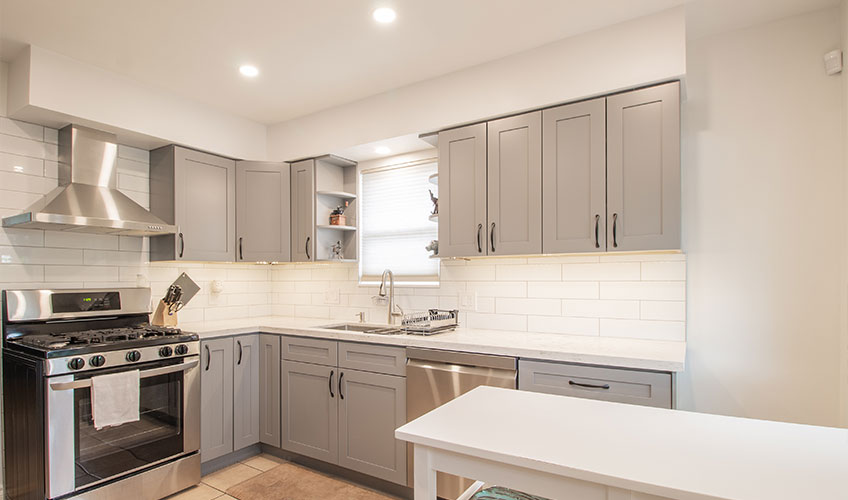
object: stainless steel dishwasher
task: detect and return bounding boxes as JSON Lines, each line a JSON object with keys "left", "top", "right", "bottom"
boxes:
{"left": 405, "top": 348, "right": 517, "bottom": 499}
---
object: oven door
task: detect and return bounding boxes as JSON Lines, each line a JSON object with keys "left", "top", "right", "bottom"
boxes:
{"left": 45, "top": 356, "right": 200, "bottom": 499}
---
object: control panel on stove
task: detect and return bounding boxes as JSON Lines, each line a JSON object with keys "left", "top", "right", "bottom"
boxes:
{"left": 51, "top": 291, "right": 121, "bottom": 313}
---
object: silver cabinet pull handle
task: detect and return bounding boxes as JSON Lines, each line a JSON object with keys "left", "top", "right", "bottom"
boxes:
{"left": 490, "top": 222, "right": 496, "bottom": 253}
{"left": 569, "top": 380, "right": 610, "bottom": 390}
{"left": 329, "top": 370, "right": 335, "bottom": 398}
{"left": 612, "top": 213, "right": 619, "bottom": 248}
{"left": 239, "top": 237, "right": 243, "bottom": 260}
{"left": 339, "top": 371, "right": 345, "bottom": 400}
{"left": 305, "top": 236, "right": 311, "bottom": 260}
{"left": 594, "top": 214, "right": 600, "bottom": 249}
{"left": 205, "top": 345, "right": 210, "bottom": 371}
{"left": 49, "top": 360, "right": 199, "bottom": 391}
{"left": 178, "top": 232, "right": 185, "bottom": 258}
{"left": 237, "top": 340, "right": 243, "bottom": 365}
{"left": 476, "top": 224, "right": 483, "bottom": 253}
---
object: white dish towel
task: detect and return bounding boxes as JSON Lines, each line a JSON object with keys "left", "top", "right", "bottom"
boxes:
{"left": 91, "top": 369, "right": 140, "bottom": 430}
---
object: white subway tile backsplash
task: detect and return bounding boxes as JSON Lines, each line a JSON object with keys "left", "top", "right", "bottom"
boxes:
{"left": 83, "top": 249, "right": 146, "bottom": 267}
{"left": 0, "top": 171, "right": 56, "bottom": 194}
{"left": 44, "top": 265, "right": 119, "bottom": 282}
{"left": 43, "top": 128, "right": 58, "bottom": 145}
{"left": 0, "top": 264, "right": 44, "bottom": 282}
{"left": 466, "top": 281, "right": 527, "bottom": 298}
{"left": 562, "top": 262, "right": 641, "bottom": 281}
{"left": 496, "top": 264, "right": 561, "bottom": 281}
{"left": 600, "top": 282, "right": 685, "bottom": 301}
{"left": 527, "top": 316, "right": 599, "bottom": 336}
{"left": 0, "top": 228, "right": 44, "bottom": 247}
{"left": 640, "top": 301, "right": 686, "bottom": 321}
{"left": 465, "top": 313, "right": 527, "bottom": 331}
{"left": 0, "top": 152, "right": 43, "bottom": 176}
{"left": 0, "top": 118, "right": 43, "bottom": 141}
{"left": 527, "top": 281, "right": 598, "bottom": 299}
{"left": 599, "top": 319, "right": 685, "bottom": 341}
{"left": 496, "top": 297, "right": 560, "bottom": 316}
{"left": 563, "top": 299, "right": 640, "bottom": 319}
{"left": 45, "top": 231, "right": 120, "bottom": 250}
{"left": 0, "top": 190, "right": 42, "bottom": 210}
{"left": 0, "top": 245, "right": 82, "bottom": 265}
{"left": 441, "top": 265, "right": 497, "bottom": 282}
{"left": 641, "top": 261, "right": 686, "bottom": 281}
{"left": 118, "top": 144, "right": 149, "bottom": 163}
{"left": 0, "top": 134, "right": 58, "bottom": 160}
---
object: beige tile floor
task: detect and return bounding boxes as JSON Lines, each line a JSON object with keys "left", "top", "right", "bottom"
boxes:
{"left": 165, "top": 453, "right": 284, "bottom": 500}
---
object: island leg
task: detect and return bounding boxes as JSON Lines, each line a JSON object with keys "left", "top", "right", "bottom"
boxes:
{"left": 414, "top": 444, "right": 437, "bottom": 500}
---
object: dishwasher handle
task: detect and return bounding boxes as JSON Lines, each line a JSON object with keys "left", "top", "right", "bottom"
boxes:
{"left": 407, "top": 358, "right": 516, "bottom": 381}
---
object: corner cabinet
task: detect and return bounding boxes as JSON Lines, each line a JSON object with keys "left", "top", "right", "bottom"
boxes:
{"left": 236, "top": 162, "right": 291, "bottom": 262}
{"left": 290, "top": 159, "right": 316, "bottom": 262}
{"left": 606, "top": 82, "right": 680, "bottom": 251}
{"left": 149, "top": 146, "right": 236, "bottom": 261}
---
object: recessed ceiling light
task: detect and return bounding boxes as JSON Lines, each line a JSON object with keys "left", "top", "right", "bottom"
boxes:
{"left": 372, "top": 7, "right": 396, "bottom": 24}
{"left": 375, "top": 146, "right": 391, "bottom": 155}
{"left": 239, "top": 65, "right": 259, "bottom": 77}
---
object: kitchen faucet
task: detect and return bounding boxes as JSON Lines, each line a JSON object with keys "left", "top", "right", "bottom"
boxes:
{"left": 378, "top": 269, "right": 404, "bottom": 324}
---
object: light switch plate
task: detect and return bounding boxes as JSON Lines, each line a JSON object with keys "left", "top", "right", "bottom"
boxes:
{"left": 324, "top": 288, "right": 340, "bottom": 305}
{"left": 458, "top": 291, "right": 477, "bottom": 311}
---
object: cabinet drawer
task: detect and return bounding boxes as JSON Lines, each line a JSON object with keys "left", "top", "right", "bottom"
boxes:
{"left": 518, "top": 360, "right": 672, "bottom": 409}
{"left": 282, "top": 336, "right": 337, "bottom": 367}
{"left": 338, "top": 342, "right": 406, "bottom": 376}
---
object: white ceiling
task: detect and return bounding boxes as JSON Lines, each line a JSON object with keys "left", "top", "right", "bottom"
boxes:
{"left": 0, "top": 0, "right": 686, "bottom": 125}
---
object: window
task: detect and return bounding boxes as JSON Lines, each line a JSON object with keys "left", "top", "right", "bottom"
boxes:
{"left": 360, "top": 159, "right": 438, "bottom": 284}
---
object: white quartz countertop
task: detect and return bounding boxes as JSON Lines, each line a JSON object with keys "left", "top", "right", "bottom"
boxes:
{"left": 396, "top": 386, "right": 848, "bottom": 500}
{"left": 180, "top": 316, "right": 685, "bottom": 372}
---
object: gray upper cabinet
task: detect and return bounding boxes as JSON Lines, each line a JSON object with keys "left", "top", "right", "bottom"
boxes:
{"left": 236, "top": 162, "right": 291, "bottom": 263}
{"left": 487, "top": 112, "right": 542, "bottom": 256}
{"left": 606, "top": 82, "right": 681, "bottom": 251}
{"left": 233, "top": 334, "right": 260, "bottom": 451}
{"left": 200, "top": 338, "right": 234, "bottom": 462}
{"left": 281, "top": 359, "right": 339, "bottom": 464}
{"left": 438, "top": 123, "right": 487, "bottom": 257}
{"left": 338, "top": 369, "right": 407, "bottom": 485}
{"left": 542, "top": 98, "right": 607, "bottom": 253}
{"left": 150, "top": 146, "right": 236, "bottom": 261}
{"left": 259, "top": 334, "right": 281, "bottom": 447}
{"left": 290, "top": 159, "right": 316, "bottom": 262}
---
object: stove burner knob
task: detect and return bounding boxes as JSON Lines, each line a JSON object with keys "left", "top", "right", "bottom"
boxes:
{"left": 159, "top": 346, "right": 173, "bottom": 357}
{"left": 174, "top": 344, "right": 189, "bottom": 356}
{"left": 68, "top": 357, "right": 85, "bottom": 370}
{"left": 125, "top": 350, "right": 142, "bottom": 363}
{"left": 89, "top": 355, "right": 106, "bottom": 368}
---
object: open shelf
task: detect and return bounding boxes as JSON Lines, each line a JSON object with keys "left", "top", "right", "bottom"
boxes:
{"left": 317, "top": 224, "right": 357, "bottom": 231}
{"left": 317, "top": 190, "right": 357, "bottom": 200}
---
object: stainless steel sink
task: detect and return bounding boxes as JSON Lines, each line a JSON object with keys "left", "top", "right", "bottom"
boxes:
{"left": 319, "top": 323, "right": 405, "bottom": 335}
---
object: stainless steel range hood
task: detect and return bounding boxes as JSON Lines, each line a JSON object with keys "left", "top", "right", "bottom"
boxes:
{"left": 2, "top": 125, "right": 176, "bottom": 236}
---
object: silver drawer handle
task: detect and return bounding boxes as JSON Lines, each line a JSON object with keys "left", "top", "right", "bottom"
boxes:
{"left": 569, "top": 380, "right": 610, "bottom": 390}
{"left": 49, "top": 359, "right": 199, "bottom": 391}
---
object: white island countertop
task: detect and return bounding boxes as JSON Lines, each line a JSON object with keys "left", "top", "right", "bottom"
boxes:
{"left": 396, "top": 386, "right": 848, "bottom": 500}
{"left": 179, "top": 316, "right": 685, "bottom": 372}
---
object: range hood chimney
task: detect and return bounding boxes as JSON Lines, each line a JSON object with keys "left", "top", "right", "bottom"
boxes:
{"left": 2, "top": 125, "right": 176, "bottom": 236}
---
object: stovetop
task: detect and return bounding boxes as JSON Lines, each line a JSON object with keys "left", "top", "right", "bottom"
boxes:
{"left": 6, "top": 324, "right": 199, "bottom": 358}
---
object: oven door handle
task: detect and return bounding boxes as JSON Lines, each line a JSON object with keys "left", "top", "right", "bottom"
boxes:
{"left": 48, "top": 359, "right": 199, "bottom": 391}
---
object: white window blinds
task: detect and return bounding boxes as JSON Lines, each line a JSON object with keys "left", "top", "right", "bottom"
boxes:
{"left": 360, "top": 160, "right": 439, "bottom": 283}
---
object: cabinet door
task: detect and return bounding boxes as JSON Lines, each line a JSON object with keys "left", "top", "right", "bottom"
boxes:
{"left": 338, "top": 369, "right": 407, "bottom": 485}
{"left": 487, "top": 112, "right": 542, "bottom": 255}
{"left": 233, "top": 334, "right": 260, "bottom": 451}
{"left": 542, "top": 98, "right": 606, "bottom": 253}
{"left": 200, "top": 338, "right": 234, "bottom": 462}
{"left": 258, "top": 334, "right": 281, "bottom": 447}
{"left": 281, "top": 360, "right": 338, "bottom": 464}
{"left": 290, "top": 159, "right": 315, "bottom": 262}
{"left": 175, "top": 147, "right": 236, "bottom": 261}
{"left": 607, "top": 82, "right": 680, "bottom": 251}
{"left": 438, "top": 123, "right": 487, "bottom": 257}
{"left": 236, "top": 162, "right": 291, "bottom": 262}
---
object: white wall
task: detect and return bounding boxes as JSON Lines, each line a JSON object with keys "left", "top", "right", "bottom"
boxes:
{"left": 679, "top": 7, "right": 845, "bottom": 426}
{"left": 6, "top": 46, "right": 267, "bottom": 159}
{"left": 266, "top": 7, "right": 686, "bottom": 161}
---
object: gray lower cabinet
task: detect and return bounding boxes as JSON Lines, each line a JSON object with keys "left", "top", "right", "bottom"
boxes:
{"left": 259, "top": 334, "right": 281, "bottom": 447}
{"left": 290, "top": 159, "right": 316, "bottom": 262}
{"left": 280, "top": 338, "right": 408, "bottom": 485}
{"left": 236, "top": 162, "right": 291, "bottom": 262}
{"left": 542, "top": 98, "right": 607, "bottom": 253}
{"left": 233, "top": 334, "right": 260, "bottom": 451}
{"left": 487, "top": 111, "right": 542, "bottom": 256}
{"left": 438, "top": 123, "right": 488, "bottom": 257}
{"left": 518, "top": 359, "right": 673, "bottom": 409}
{"left": 606, "top": 81, "right": 680, "bottom": 251}
{"left": 200, "top": 338, "right": 234, "bottom": 462}
{"left": 281, "top": 359, "right": 339, "bottom": 463}
{"left": 338, "top": 369, "right": 406, "bottom": 484}
{"left": 149, "top": 145, "right": 236, "bottom": 262}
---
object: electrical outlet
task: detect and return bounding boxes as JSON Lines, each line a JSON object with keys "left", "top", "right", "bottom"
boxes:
{"left": 458, "top": 291, "right": 477, "bottom": 311}
{"left": 324, "top": 288, "right": 340, "bottom": 305}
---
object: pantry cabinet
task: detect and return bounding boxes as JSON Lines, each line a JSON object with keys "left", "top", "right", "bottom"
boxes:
{"left": 487, "top": 111, "right": 542, "bottom": 255}
{"left": 606, "top": 82, "right": 680, "bottom": 251}
{"left": 542, "top": 98, "right": 607, "bottom": 254}
{"left": 149, "top": 146, "right": 236, "bottom": 261}
{"left": 236, "top": 162, "right": 291, "bottom": 262}
{"left": 200, "top": 337, "right": 234, "bottom": 462}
